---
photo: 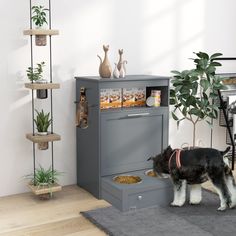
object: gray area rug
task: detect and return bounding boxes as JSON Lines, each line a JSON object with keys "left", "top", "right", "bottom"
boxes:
{"left": 81, "top": 191, "right": 236, "bottom": 236}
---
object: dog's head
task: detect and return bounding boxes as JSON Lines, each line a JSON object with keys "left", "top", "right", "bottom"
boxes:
{"left": 147, "top": 145, "right": 173, "bottom": 176}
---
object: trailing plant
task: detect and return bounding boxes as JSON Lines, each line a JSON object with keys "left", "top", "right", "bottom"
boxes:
{"left": 170, "top": 52, "right": 226, "bottom": 147}
{"left": 26, "top": 62, "right": 45, "bottom": 82}
{"left": 34, "top": 109, "right": 52, "bottom": 133}
{"left": 24, "top": 165, "right": 62, "bottom": 186}
{"left": 31, "top": 5, "right": 49, "bottom": 28}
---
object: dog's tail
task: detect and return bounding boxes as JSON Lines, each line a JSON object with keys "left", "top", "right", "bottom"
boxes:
{"left": 220, "top": 146, "right": 231, "bottom": 156}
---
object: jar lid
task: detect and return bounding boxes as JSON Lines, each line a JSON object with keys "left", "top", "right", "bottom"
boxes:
{"left": 146, "top": 96, "right": 155, "bottom": 107}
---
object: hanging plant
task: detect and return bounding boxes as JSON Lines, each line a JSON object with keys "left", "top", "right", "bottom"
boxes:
{"left": 170, "top": 52, "right": 226, "bottom": 147}
{"left": 34, "top": 109, "right": 52, "bottom": 150}
{"left": 31, "top": 5, "right": 49, "bottom": 46}
{"left": 26, "top": 62, "right": 48, "bottom": 99}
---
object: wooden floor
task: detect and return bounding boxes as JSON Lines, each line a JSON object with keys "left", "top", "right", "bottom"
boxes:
{"left": 1, "top": 167, "right": 236, "bottom": 236}
{"left": 0, "top": 185, "right": 110, "bottom": 236}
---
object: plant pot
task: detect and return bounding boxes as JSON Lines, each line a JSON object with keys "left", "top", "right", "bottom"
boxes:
{"left": 36, "top": 79, "right": 48, "bottom": 99}
{"left": 37, "top": 132, "right": 48, "bottom": 150}
{"left": 35, "top": 35, "right": 47, "bottom": 46}
{"left": 37, "top": 89, "right": 48, "bottom": 99}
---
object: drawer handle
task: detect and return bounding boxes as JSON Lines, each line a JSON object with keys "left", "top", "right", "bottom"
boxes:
{"left": 127, "top": 113, "right": 150, "bottom": 117}
{"left": 138, "top": 195, "right": 143, "bottom": 200}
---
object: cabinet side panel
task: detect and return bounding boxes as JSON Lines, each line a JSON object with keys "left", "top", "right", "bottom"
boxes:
{"left": 76, "top": 79, "right": 100, "bottom": 198}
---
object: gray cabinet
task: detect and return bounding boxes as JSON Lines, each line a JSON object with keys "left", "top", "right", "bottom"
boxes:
{"left": 76, "top": 75, "right": 171, "bottom": 211}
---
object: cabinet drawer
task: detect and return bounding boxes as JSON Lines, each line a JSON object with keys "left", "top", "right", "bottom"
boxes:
{"left": 128, "top": 187, "right": 172, "bottom": 210}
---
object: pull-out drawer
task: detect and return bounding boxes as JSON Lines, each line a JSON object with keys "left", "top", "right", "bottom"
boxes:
{"left": 101, "top": 170, "right": 173, "bottom": 212}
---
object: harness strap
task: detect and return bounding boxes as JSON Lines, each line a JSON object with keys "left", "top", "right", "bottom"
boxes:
{"left": 168, "top": 149, "right": 182, "bottom": 171}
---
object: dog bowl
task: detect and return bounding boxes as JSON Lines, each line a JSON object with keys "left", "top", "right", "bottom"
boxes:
{"left": 144, "top": 169, "right": 169, "bottom": 178}
{"left": 145, "top": 169, "right": 158, "bottom": 177}
{"left": 113, "top": 175, "right": 142, "bottom": 184}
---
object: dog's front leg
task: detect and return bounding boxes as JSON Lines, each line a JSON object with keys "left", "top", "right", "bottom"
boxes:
{"left": 189, "top": 184, "right": 202, "bottom": 205}
{"left": 171, "top": 179, "right": 187, "bottom": 207}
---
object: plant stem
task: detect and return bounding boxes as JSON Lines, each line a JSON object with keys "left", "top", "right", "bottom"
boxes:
{"left": 193, "top": 122, "right": 196, "bottom": 147}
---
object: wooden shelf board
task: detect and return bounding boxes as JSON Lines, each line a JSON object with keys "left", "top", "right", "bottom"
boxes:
{"left": 26, "top": 133, "right": 61, "bottom": 143}
{"left": 28, "top": 183, "right": 62, "bottom": 195}
{"left": 23, "top": 29, "right": 59, "bottom": 36}
{"left": 25, "top": 83, "right": 60, "bottom": 90}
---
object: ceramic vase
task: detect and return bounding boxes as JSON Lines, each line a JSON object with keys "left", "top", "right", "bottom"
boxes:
{"left": 117, "top": 49, "right": 127, "bottom": 74}
{"left": 97, "top": 45, "right": 112, "bottom": 78}
{"left": 119, "top": 62, "right": 126, "bottom": 78}
{"left": 113, "top": 63, "right": 120, "bottom": 78}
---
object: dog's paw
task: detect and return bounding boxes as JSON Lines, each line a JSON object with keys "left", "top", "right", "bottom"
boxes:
{"left": 229, "top": 202, "right": 236, "bottom": 209}
{"left": 170, "top": 201, "right": 184, "bottom": 207}
{"left": 217, "top": 206, "right": 227, "bottom": 211}
{"left": 189, "top": 200, "right": 201, "bottom": 205}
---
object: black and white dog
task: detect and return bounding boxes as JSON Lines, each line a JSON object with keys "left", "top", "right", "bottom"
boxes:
{"left": 148, "top": 146, "right": 236, "bottom": 211}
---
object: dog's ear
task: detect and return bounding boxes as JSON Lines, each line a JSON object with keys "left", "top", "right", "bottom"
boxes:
{"left": 147, "top": 156, "right": 155, "bottom": 161}
{"left": 163, "top": 145, "right": 172, "bottom": 156}
{"left": 220, "top": 146, "right": 231, "bottom": 156}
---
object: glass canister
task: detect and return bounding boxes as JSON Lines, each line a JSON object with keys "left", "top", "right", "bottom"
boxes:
{"left": 151, "top": 90, "right": 161, "bottom": 107}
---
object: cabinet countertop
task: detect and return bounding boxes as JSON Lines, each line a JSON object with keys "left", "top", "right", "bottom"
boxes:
{"left": 75, "top": 75, "right": 171, "bottom": 82}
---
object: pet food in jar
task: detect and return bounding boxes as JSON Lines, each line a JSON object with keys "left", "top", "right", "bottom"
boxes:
{"left": 151, "top": 90, "right": 161, "bottom": 107}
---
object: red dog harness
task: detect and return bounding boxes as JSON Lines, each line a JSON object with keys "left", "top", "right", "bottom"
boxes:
{"left": 168, "top": 149, "right": 182, "bottom": 171}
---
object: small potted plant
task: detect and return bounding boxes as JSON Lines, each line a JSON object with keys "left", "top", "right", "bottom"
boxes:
{"left": 24, "top": 165, "right": 62, "bottom": 199}
{"left": 27, "top": 61, "right": 48, "bottom": 99}
{"left": 34, "top": 109, "right": 52, "bottom": 150}
{"left": 31, "top": 5, "right": 49, "bottom": 46}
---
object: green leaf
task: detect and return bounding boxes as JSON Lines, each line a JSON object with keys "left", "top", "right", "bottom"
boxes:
{"left": 197, "top": 52, "right": 209, "bottom": 60}
{"left": 182, "top": 107, "right": 187, "bottom": 116}
{"left": 210, "top": 53, "right": 223, "bottom": 60}
{"left": 189, "top": 108, "right": 201, "bottom": 117}
{"left": 177, "top": 118, "right": 185, "bottom": 129}
{"left": 171, "top": 70, "right": 181, "bottom": 75}
{"left": 211, "top": 61, "right": 221, "bottom": 67}
{"left": 206, "top": 120, "right": 213, "bottom": 128}
{"left": 200, "top": 79, "right": 210, "bottom": 91}
{"left": 170, "top": 98, "right": 175, "bottom": 105}
{"left": 206, "top": 65, "right": 216, "bottom": 74}
{"left": 171, "top": 112, "right": 179, "bottom": 121}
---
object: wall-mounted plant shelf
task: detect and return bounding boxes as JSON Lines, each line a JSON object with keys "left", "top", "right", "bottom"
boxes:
{"left": 25, "top": 83, "right": 60, "bottom": 90}
{"left": 26, "top": 133, "right": 61, "bottom": 143}
{"left": 28, "top": 183, "right": 62, "bottom": 195}
{"left": 23, "top": 29, "right": 59, "bottom": 36}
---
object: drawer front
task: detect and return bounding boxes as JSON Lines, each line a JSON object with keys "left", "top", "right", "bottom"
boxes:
{"left": 127, "top": 187, "right": 173, "bottom": 211}
{"left": 100, "top": 109, "right": 168, "bottom": 176}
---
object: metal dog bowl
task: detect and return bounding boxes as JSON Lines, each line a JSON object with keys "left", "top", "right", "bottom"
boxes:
{"left": 145, "top": 169, "right": 158, "bottom": 177}
{"left": 113, "top": 175, "right": 142, "bottom": 184}
{"left": 145, "top": 169, "right": 169, "bottom": 178}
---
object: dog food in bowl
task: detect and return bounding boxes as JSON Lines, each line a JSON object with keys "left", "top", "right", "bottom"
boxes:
{"left": 113, "top": 175, "right": 142, "bottom": 184}
{"left": 145, "top": 169, "right": 157, "bottom": 177}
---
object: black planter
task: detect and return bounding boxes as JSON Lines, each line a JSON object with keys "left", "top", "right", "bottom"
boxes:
{"left": 37, "top": 89, "right": 48, "bottom": 99}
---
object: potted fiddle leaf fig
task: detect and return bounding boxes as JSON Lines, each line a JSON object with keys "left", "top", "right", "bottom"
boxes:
{"left": 34, "top": 109, "right": 52, "bottom": 150}
{"left": 31, "top": 5, "right": 49, "bottom": 46}
{"left": 26, "top": 61, "right": 48, "bottom": 99}
{"left": 170, "top": 52, "right": 226, "bottom": 147}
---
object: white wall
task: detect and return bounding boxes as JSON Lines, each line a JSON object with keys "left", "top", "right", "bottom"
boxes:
{"left": 1, "top": 0, "right": 236, "bottom": 197}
